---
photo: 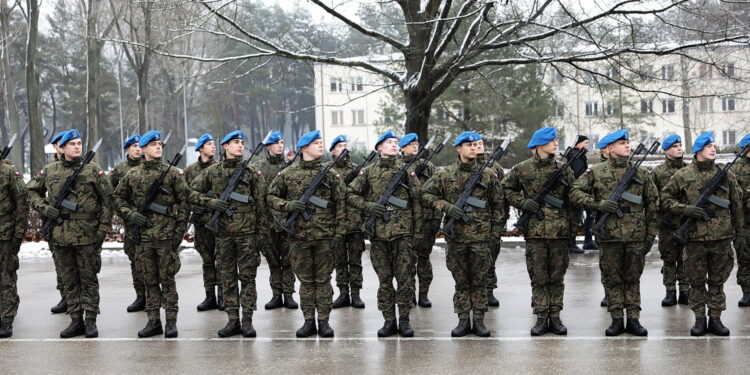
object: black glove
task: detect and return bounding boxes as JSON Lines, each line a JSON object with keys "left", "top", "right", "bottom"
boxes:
{"left": 444, "top": 204, "right": 464, "bottom": 220}
{"left": 128, "top": 212, "right": 148, "bottom": 226}
{"left": 643, "top": 235, "right": 656, "bottom": 255}
{"left": 365, "top": 202, "right": 386, "bottom": 216}
{"left": 683, "top": 205, "right": 707, "bottom": 220}
{"left": 598, "top": 200, "right": 619, "bottom": 214}
{"left": 286, "top": 200, "right": 306, "bottom": 213}
{"left": 43, "top": 205, "right": 60, "bottom": 220}
{"left": 208, "top": 199, "right": 229, "bottom": 212}
{"left": 520, "top": 199, "right": 540, "bottom": 213}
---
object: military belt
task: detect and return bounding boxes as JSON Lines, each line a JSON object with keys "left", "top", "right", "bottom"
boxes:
{"left": 59, "top": 212, "right": 98, "bottom": 220}
{"left": 231, "top": 205, "right": 255, "bottom": 213}
{"left": 618, "top": 206, "right": 643, "bottom": 214}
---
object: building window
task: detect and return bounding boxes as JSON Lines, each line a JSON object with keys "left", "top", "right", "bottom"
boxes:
{"left": 605, "top": 101, "right": 620, "bottom": 116}
{"left": 723, "top": 130, "right": 736, "bottom": 145}
{"left": 722, "top": 96, "right": 736, "bottom": 111}
{"left": 661, "top": 98, "right": 675, "bottom": 113}
{"left": 331, "top": 110, "right": 344, "bottom": 126}
{"left": 351, "top": 77, "right": 364, "bottom": 92}
{"left": 351, "top": 109, "right": 365, "bottom": 125}
{"left": 699, "top": 97, "right": 713, "bottom": 112}
{"left": 553, "top": 101, "right": 564, "bottom": 117}
{"left": 722, "top": 62, "right": 735, "bottom": 78}
{"left": 585, "top": 101, "right": 598, "bottom": 117}
{"left": 638, "top": 65, "right": 653, "bottom": 81}
{"left": 661, "top": 64, "right": 675, "bottom": 80}
{"left": 640, "top": 99, "right": 654, "bottom": 114}
{"left": 330, "top": 78, "right": 342, "bottom": 92}
{"left": 699, "top": 63, "right": 713, "bottom": 79}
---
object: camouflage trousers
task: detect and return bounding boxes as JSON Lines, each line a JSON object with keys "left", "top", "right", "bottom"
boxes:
{"left": 50, "top": 244, "right": 64, "bottom": 295}
{"left": 685, "top": 239, "right": 734, "bottom": 318}
{"left": 0, "top": 241, "right": 20, "bottom": 319}
{"left": 599, "top": 242, "right": 645, "bottom": 319}
{"left": 194, "top": 226, "right": 218, "bottom": 291}
{"left": 735, "top": 237, "right": 750, "bottom": 291}
{"left": 334, "top": 231, "right": 365, "bottom": 292}
{"left": 525, "top": 239, "right": 569, "bottom": 318}
{"left": 371, "top": 238, "right": 415, "bottom": 320}
{"left": 658, "top": 230, "right": 688, "bottom": 292}
{"left": 123, "top": 233, "right": 145, "bottom": 297}
{"left": 486, "top": 241, "right": 502, "bottom": 293}
{"left": 216, "top": 235, "right": 260, "bottom": 320}
{"left": 289, "top": 239, "right": 334, "bottom": 320}
{"left": 136, "top": 240, "right": 180, "bottom": 321}
{"left": 411, "top": 219, "right": 440, "bottom": 295}
{"left": 446, "top": 241, "right": 491, "bottom": 318}
{"left": 56, "top": 243, "right": 101, "bottom": 319}
{"left": 261, "top": 230, "right": 295, "bottom": 295}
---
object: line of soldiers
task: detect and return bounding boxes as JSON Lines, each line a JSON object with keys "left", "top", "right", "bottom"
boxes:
{"left": 0, "top": 126, "right": 748, "bottom": 339}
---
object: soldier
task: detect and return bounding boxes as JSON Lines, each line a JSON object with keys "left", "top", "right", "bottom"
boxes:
{"left": 251, "top": 131, "right": 298, "bottom": 310}
{"left": 266, "top": 130, "right": 345, "bottom": 337}
{"left": 398, "top": 133, "right": 439, "bottom": 308}
{"left": 47, "top": 130, "right": 69, "bottom": 315}
{"left": 191, "top": 130, "right": 267, "bottom": 337}
{"left": 348, "top": 131, "right": 422, "bottom": 337}
{"left": 570, "top": 129, "right": 658, "bottom": 336}
{"left": 662, "top": 132, "right": 745, "bottom": 336}
{"left": 27, "top": 130, "right": 112, "bottom": 338}
{"left": 109, "top": 133, "right": 146, "bottom": 313}
{"left": 328, "top": 135, "right": 366, "bottom": 309}
{"left": 184, "top": 133, "right": 222, "bottom": 312}
{"left": 731, "top": 133, "right": 750, "bottom": 307}
{"left": 113, "top": 131, "right": 194, "bottom": 338}
{"left": 0, "top": 157, "right": 28, "bottom": 338}
{"left": 651, "top": 134, "right": 689, "bottom": 307}
{"left": 568, "top": 135, "right": 595, "bottom": 253}
{"left": 503, "top": 127, "right": 576, "bottom": 336}
{"left": 423, "top": 131, "right": 505, "bottom": 337}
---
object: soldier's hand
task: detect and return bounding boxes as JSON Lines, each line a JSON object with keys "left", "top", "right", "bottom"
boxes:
{"left": 208, "top": 199, "right": 229, "bottom": 212}
{"left": 128, "top": 212, "right": 148, "bottom": 226}
{"left": 444, "top": 203, "right": 464, "bottom": 220}
{"left": 191, "top": 205, "right": 206, "bottom": 215}
{"left": 683, "top": 205, "right": 707, "bottom": 219}
{"left": 598, "top": 200, "right": 619, "bottom": 214}
{"left": 643, "top": 235, "right": 656, "bottom": 255}
{"left": 286, "top": 200, "right": 307, "bottom": 213}
{"left": 365, "top": 202, "right": 386, "bottom": 216}
{"left": 43, "top": 205, "right": 60, "bottom": 220}
{"left": 520, "top": 199, "right": 540, "bottom": 213}
{"left": 735, "top": 236, "right": 747, "bottom": 252}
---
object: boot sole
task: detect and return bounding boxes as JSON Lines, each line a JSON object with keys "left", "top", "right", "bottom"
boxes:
{"left": 85, "top": 332, "right": 99, "bottom": 338}
{"left": 661, "top": 301, "right": 677, "bottom": 307}
{"left": 296, "top": 331, "right": 317, "bottom": 338}
{"left": 165, "top": 332, "right": 178, "bottom": 338}
{"left": 217, "top": 330, "right": 241, "bottom": 338}
{"left": 127, "top": 306, "right": 146, "bottom": 313}
{"left": 60, "top": 332, "right": 85, "bottom": 339}
{"left": 138, "top": 329, "right": 164, "bottom": 338}
{"left": 196, "top": 305, "right": 218, "bottom": 312}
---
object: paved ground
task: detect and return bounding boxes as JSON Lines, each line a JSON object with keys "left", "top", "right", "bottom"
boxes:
{"left": 2, "top": 241, "right": 750, "bottom": 374}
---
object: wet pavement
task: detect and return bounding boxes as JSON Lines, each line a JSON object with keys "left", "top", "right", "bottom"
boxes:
{"left": 2, "top": 241, "right": 750, "bottom": 373}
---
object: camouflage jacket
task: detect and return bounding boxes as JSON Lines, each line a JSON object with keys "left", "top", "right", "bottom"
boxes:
{"left": 661, "top": 158, "right": 746, "bottom": 241}
{"left": 569, "top": 156, "right": 659, "bottom": 243}
{"left": 422, "top": 157, "right": 505, "bottom": 243}
{"left": 184, "top": 158, "right": 218, "bottom": 225}
{"left": 731, "top": 157, "right": 750, "bottom": 230}
{"left": 478, "top": 153, "right": 509, "bottom": 232}
{"left": 252, "top": 153, "right": 288, "bottom": 231}
{"left": 191, "top": 157, "right": 267, "bottom": 236}
{"left": 324, "top": 156, "right": 362, "bottom": 234}
{"left": 401, "top": 154, "right": 441, "bottom": 221}
{"left": 0, "top": 161, "right": 27, "bottom": 241}
{"left": 27, "top": 158, "right": 113, "bottom": 246}
{"left": 348, "top": 157, "right": 423, "bottom": 241}
{"left": 651, "top": 157, "right": 688, "bottom": 230}
{"left": 109, "top": 155, "right": 142, "bottom": 192}
{"left": 266, "top": 158, "right": 346, "bottom": 241}
{"left": 112, "top": 158, "right": 191, "bottom": 242}
{"left": 503, "top": 153, "right": 577, "bottom": 239}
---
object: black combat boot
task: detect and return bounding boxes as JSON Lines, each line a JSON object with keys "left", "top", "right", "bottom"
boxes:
{"left": 690, "top": 317, "right": 707, "bottom": 336}
{"left": 241, "top": 317, "right": 256, "bottom": 338}
{"left": 265, "top": 294, "right": 284, "bottom": 310}
{"left": 738, "top": 292, "right": 750, "bottom": 307}
{"left": 283, "top": 294, "right": 299, "bottom": 309}
{"left": 678, "top": 291, "right": 689, "bottom": 305}
{"left": 548, "top": 317, "right": 568, "bottom": 335}
{"left": 569, "top": 245, "right": 584, "bottom": 254}
{"left": 351, "top": 291, "right": 365, "bottom": 308}
{"left": 138, "top": 319, "right": 163, "bottom": 338}
{"left": 296, "top": 319, "right": 317, "bottom": 337}
{"left": 377, "top": 320, "right": 398, "bottom": 337}
{"left": 605, "top": 318, "right": 625, "bottom": 336}
{"left": 451, "top": 318, "right": 471, "bottom": 337}
{"left": 530, "top": 317, "right": 548, "bottom": 336}
{"left": 165, "top": 320, "right": 178, "bottom": 338}
{"left": 417, "top": 293, "right": 432, "bottom": 308}
{"left": 398, "top": 316, "right": 414, "bottom": 337}
{"left": 218, "top": 319, "right": 241, "bottom": 337}
{"left": 600, "top": 296, "right": 608, "bottom": 307}
{"left": 0, "top": 318, "right": 13, "bottom": 338}
{"left": 487, "top": 290, "right": 499, "bottom": 307}
{"left": 127, "top": 295, "right": 146, "bottom": 313}
{"left": 708, "top": 317, "right": 730, "bottom": 336}
{"left": 317, "top": 319, "right": 334, "bottom": 338}
{"left": 625, "top": 318, "right": 648, "bottom": 336}
{"left": 84, "top": 318, "right": 98, "bottom": 338}
{"left": 196, "top": 289, "right": 217, "bottom": 311}
{"left": 661, "top": 290, "right": 677, "bottom": 307}
{"left": 583, "top": 240, "right": 599, "bottom": 250}
{"left": 472, "top": 317, "right": 491, "bottom": 337}
{"left": 60, "top": 317, "right": 85, "bottom": 338}
{"left": 51, "top": 296, "right": 68, "bottom": 314}
{"left": 217, "top": 289, "right": 225, "bottom": 311}
{"left": 332, "top": 292, "right": 351, "bottom": 309}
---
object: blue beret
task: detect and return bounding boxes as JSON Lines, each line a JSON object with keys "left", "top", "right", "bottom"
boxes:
{"left": 375, "top": 130, "right": 398, "bottom": 149}
{"left": 195, "top": 133, "right": 214, "bottom": 151}
{"left": 297, "top": 130, "right": 321, "bottom": 148}
{"left": 138, "top": 130, "right": 162, "bottom": 148}
{"left": 50, "top": 130, "right": 68, "bottom": 145}
{"left": 527, "top": 127, "right": 557, "bottom": 149}
{"left": 739, "top": 133, "right": 750, "bottom": 148}
{"left": 329, "top": 135, "right": 348, "bottom": 151}
{"left": 471, "top": 132, "right": 483, "bottom": 141}
{"left": 123, "top": 133, "right": 141, "bottom": 149}
{"left": 221, "top": 130, "right": 247, "bottom": 145}
{"left": 265, "top": 131, "right": 283, "bottom": 145}
{"left": 59, "top": 129, "right": 81, "bottom": 147}
{"left": 661, "top": 134, "right": 681, "bottom": 150}
{"left": 399, "top": 133, "right": 418, "bottom": 148}
{"left": 453, "top": 131, "right": 481, "bottom": 147}
{"left": 597, "top": 129, "right": 629, "bottom": 149}
{"left": 691, "top": 132, "right": 715, "bottom": 154}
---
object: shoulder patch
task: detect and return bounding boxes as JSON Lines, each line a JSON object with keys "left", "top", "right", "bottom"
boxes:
{"left": 359, "top": 171, "right": 364, "bottom": 176}
{"left": 98, "top": 171, "right": 105, "bottom": 176}
{"left": 257, "top": 171, "right": 263, "bottom": 175}
{"left": 335, "top": 174, "right": 341, "bottom": 179}
{"left": 410, "top": 172, "right": 416, "bottom": 177}
{"left": 584, "top": 168, "right": 591, "bottom": 174}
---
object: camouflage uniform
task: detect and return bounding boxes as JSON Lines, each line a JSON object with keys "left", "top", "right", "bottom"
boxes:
{"left": 266, "top": 159, "right": 346, "bottom": 320}
{"left": 503, "top": 152, "right": 577, "bottom": 318}
{"left": 27, "top": 158, "right": 113, "bottom": 320}
{"left": 422, "top": 158, "right": 505, "bottom": 318}
{"left": 480, "top": 155, "right": 508, "bottom": 296}
{"left": 41, "top": 160, "right": 65, "bottom": 299}
{"left": 730, "top": 157, "right": 750, "bottom": 293}
{"left": 112, "top": 158, "right": 190, "bottom": 322}
{"left": 184, "top": 158, "right": 219, "bottom": 294}
{"left": 109, "top": 155, "right": 145, "bottom": 299}
{"left": 651, "top": 157, "right": 689, "bottom": 293}
{"left": 0, "top": 162, "right": 27, "bottom": 324}
{"left": 570, "top": 156, "right": 659, "bottom": 319}
{"left": 661, "top": 159, "right": 745, "bottom": 317}
{"left": 348, "top": 157, "right": 423, "bottom": 320}
{"left": 191, "top": 157, "right": 266, "bottom": 320}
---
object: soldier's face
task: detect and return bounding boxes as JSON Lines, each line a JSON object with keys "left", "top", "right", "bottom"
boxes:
{"left": 267, "top": 140, "right": 284, "bottom": 156}
{"left": 61, "top": 139, "right": 82, "bottom": 160}
{"left": 476, "top": 140, "right": 485, "bottom": 154}
{"left": 608, "top": 140, "right": 630, "bottom": 158}
{"left": 401, "top": 141, "right": 418, "bottom": 156}
{"left": 378, "top": 138, "right": 399, "bottom": 157}
{"left": 126, "top": 144, "right": 142, "bottom": 159}
{"left": 200, "top": 140, "right": 216, "bottom": 157}
{"left": 143, "top": 141, "right": 162, "bottom": 160}
{"left": 223, "top": 139, "right": 245, "bottom": 158}
{"left": 697, "top": 142, "right": 717, "bottom": 161}
{"left": 302, "top": 139, "right": 324, "bottom": 160}
{"left": 538, "top": 139, "right": 558, "bottom": 155}
{"left": 664, "top": 142, "right": 683, "bottom": 159}
{"left": 456, "top": 141, "right": 478, "bottom": 160}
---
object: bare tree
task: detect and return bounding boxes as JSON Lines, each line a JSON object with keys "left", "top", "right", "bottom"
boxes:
{"left": 25, "top": 0, "right": 43, "bottom": 172}
{"left": 0, "top": 0, "right": 21, "bottom": 168}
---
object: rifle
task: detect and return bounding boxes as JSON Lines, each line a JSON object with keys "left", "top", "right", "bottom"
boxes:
{"left": 344, "top": 150, "right": 377, "bottom": 185}
{"left": 672, "top": 143, "right": 750, "bottom": 244}
{"left": 0, "top": 133, "right": 19, "bottom": 162}
{"left": 204, "top": 131, "right": 273, "bottom": 233}
{"left": 126, "top": 142, "right": 188, "bottom": 245}
{"left": 514, "top": 146, "right": 588, "bottom": 236}
{"left": 440, "top": 136, "right": 511, "bottom": 240}
{"left": 280, "top": 138, "right": 357, "bottom": 234}
{"left": 40, "top": 138, "right": 103, "bottom": 241}
{"left": 413, "top": 132, "right": 452, "bottom": 179}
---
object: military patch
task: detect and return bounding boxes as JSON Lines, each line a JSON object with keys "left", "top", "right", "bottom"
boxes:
{"left": 358, "top": 171, "right": 364, "bottom": 176}
{"left": 335, "top": 174, "right": 341, "bottom": 179}
{"left": 39, "top": 170, "right": 44, "bottom": 175}
{"left": 584, "top": 168, "right": 591, "bottom": 174}
{"left": 98, "top": 171, "right": 105, "bottom": 176}
{"left": 257, "top": 171, "right": 263, "bottom": 175}
{"left": 410, "top": 172, "right": 416, "bottom": 177}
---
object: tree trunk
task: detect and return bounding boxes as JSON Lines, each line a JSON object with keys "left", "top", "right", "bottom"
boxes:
{"left": 0, "top": 0, "right": 21, "bottom": 169}
{"left": 85, "top": 0, "right": 102, "bottom": 159}
{"left": 404, "top": 89, "right": 432, "bottom": 141}
{"left": 136, "top": 2, "right": 152, "bottom": 135}
{"left": 680, "top": 54, "right": 692, "bottom": 147}
{"left": 26, "top": 0, "right": 44, "bottom": 173}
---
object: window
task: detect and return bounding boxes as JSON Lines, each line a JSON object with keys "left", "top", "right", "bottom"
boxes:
{"left": 661, "top": 98, "right": 675, "bottom": 113}
{"left": 699, "top": 97, "right": 714, "bottom": 112}
{"left": 640, "top": 99, "right": 654, "bottom": 114}
{"left": 722, "top": 62, "right": 735, "bottom": 78}
{"left": 699, "top": 64, "right": 713, "bottom": 79}
{"left": 605, "top": 101, "right": 620, "bottom": 116}
{"left": 351, "top": 77, "right": 364, "bottom": 92}
{"left": 661, "top": 64, "right": 675, "bottom": 80}
{"left": 331, "top": 110, "right": 344, "bottom": 126}
{"left": 330, "top": 78, "right": 342, "bottom": 92}
{"left": 585, "top": 101, "right": 598, "bottom": 117}
{"left": 351, "top": 109, "right": 365, "bottom": 125}
{"left": 553, "top": 101, "right": 564, "bottom": 117}
{"left": 723, "top": 130, "right": 736, "bottom": 145}
{"left": 638, "top": 64, "right": 653, "bottom": 81}
{"left": 722, "top": 96, "right": 736, "bottom": 111}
